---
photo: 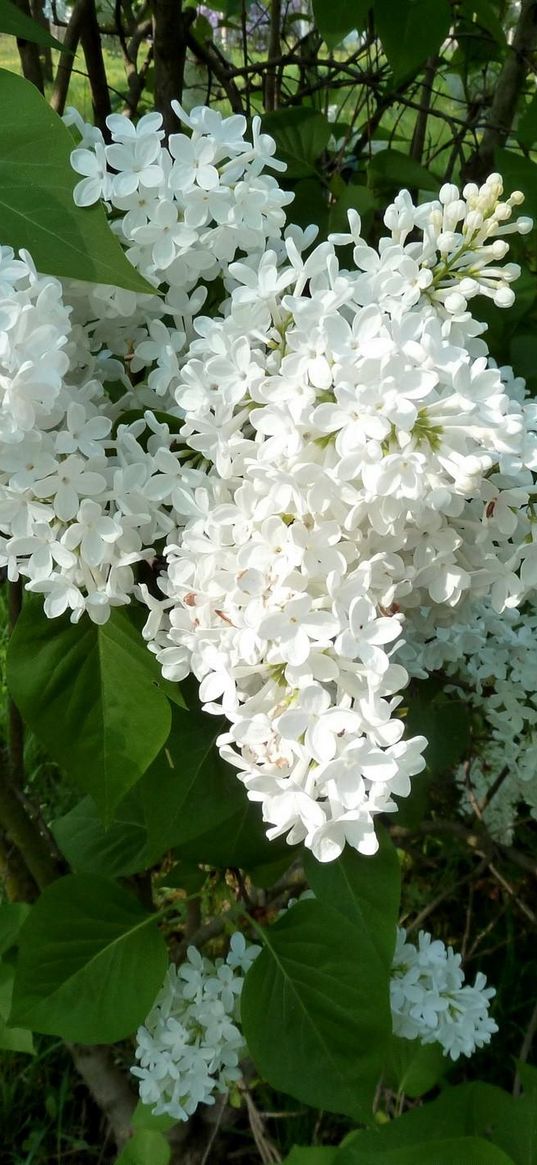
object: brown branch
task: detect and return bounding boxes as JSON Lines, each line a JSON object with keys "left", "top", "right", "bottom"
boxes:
{"left": 465, "top": 0, "right": 537, "bottom": 181}
{"left": 50, "top": 0, "right": 89, "bottom": 115}
{"left": 151, "top": 0, "right": 195, "bottom": 135}
{"left": 13, "top": 0, "right": 44, "bottom": 92}
{"left": 265, "top": 0, "right": 282, "bottom": 111}
{"left": 79, "top": 0, "right": 112, "bottom": 134}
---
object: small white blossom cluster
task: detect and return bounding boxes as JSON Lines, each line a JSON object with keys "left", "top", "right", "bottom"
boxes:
{"left": 132, "top": 933, "right": 260, "bottom": 1121}
{"left": 65, "top": 102, "right": 294, "bottom": 396}
{"left": 390, "top": 927, "right": 498, "bottom": 1060}
{"left": 0, "top": 246, "right": 183, "bottom": 622}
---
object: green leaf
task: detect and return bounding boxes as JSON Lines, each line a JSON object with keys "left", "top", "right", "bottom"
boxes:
{"left": 8, "top": 602, "right": 172, "bottom": 823}
{"left": 382, "top": 1036, "right": 447, "bottom": 1099}
{"left": 140, "top": 703, "right": 292, "bottom": 870}
{"left": 52, "top": 794, "right": 150, "bottom": 877}
{"left": 11, "top": 874, "right": 167, "bottom": 1043}
{"left": 139, "top": 705, "right": 242, "bottom": 853}
{"left": 284, "top": 1150, "right": 338, "bottom": 1165}
{"left": 405, "top": 683, "right": 471, "bottom": 779}
{"left": 516, "top": 1062, "right": 537, "bottom": 1097}
{"left": 368, "top": 149, "right": 439, "bottom": 195}
{"left": 337, "top": 1138, "right": 515, "bottom": 1165}
{"left": 518, "top": 95, "right": 537, "bottom": 150}
{"left": 312, "top": 0, "right": 368, "bottom": 47}
{"left": 241, "top": 899, "right": 391, "bottom": 1120}
{"left": 0, "top": 0, "right": 66, "bottom": 50}
{"left": 0, "top": 902, "right": 30, "bottom": 956}
{"left": 461, "top": 0, "right": 506, "bottom": 45}
{"left": 132, "top": 1100, "right": 177, "bottom": 1134}
{"left": 262, "top": 108, "right": 331, "bottom": 177}
{"left": 374, "top": 0, "right": 451, "bottom": 82}
{"left": 0, "top": 964, "right": 34, "bottom": 1054}
{"left": 0, "top": 69, "right": 152, "bottom": 291}
{"left": 304, "top": 825, "right": 400, "bottom": 970}
{"left": 115, "top": 1130, "right": 171, "bottom": 1165}
{"left": 336, "top": 1083, "right": 520, "bottom": 1163}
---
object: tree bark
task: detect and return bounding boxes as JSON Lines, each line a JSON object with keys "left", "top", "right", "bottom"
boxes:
{"left": 151, "top": 0, "right": 195, "bottom": 136}
{"left": 30, "top": 0, "right": 53, "bottom": 82}
{"left": 14, "top": 0, "right": 44, "bottom": 92}
{"left": 464, "top": 0, "right": 537, "bottom": 182}
{"left": 79, "top": 0, "right": 112, "bottom": 135}
{"left": 50, "top": 0, "right": 89, "bottom": 115}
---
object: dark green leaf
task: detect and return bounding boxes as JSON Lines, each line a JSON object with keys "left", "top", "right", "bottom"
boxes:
{"left": 8, "top": 602, "right": 172, "bottom": 823}
{"left": 337, "top": 1138, "right": 515, "bottom": 1165}
{"left": 0, "top": 0, "right": 66, "bottom": 50}
{"left": 0, "top": 964, "right": 34, "bottom": 1054}
{"left": 518, "top": 95, "right": 537, "bottom": 150}
{"left": 11, "top": 874, "right": 167, "bottom": 1043}
{"left": 262, "top": 108, "right": 331, "bottom": 177}
{"left": 374, "top": 0, "right": 451, "bottom": 82}
{"left": 140, "top": 703, "right": 292, "bottom": 870}
{"left": 52, "top": 794, "right": 150, "bottom": 877}
{"left": 495, "top": 149, "right": 537, "bottom": 219}
{"left": 304, "top": 825, "right": 400, "bottom": 970}
{"left": 0, "top": 902, "right": 30, "bottom": 956}
{"left": 368, "top": 150, "right": 440, "bottom": 196}
{"left": 461, "top": 0, "right": 506, "bottom": 45}
{"left": 284, "top": 1150, "right": 338, "bottom": 1165}
{"left": 312, "top": 0, "right": 368, "bottom": 47}
{"left": 0, "top": 69, "right": 152, "bottom": 291}
{"left": 242, "top": 899, "right": 391, "bottom": 1120}
{"left": 336, "top": 1083, "right": 519, "bottom": 1163}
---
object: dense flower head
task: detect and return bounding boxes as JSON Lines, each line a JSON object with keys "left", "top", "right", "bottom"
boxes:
{"left": 0, "top": 98, "right": 535, "bottom": 858}
{"left": 391, "top": 927, "right": 498, "bottom": 1060}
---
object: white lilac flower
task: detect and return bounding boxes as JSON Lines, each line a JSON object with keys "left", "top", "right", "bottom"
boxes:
{"left": 390, "top": 927, "right": 498, "bottom": 1060}
{"left": 132, "top": 933, "right": 261, "bottom": 1121}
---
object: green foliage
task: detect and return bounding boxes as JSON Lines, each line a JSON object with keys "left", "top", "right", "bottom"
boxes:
{"left": 304, "top": 826, "right": 400, "bottom": 969}
{"left": 337, "top": 1082, "right": 536, "bottom": 1165}
{"left": 373, "top": 0, "right": 451, "bottom": 83}
{"left": 0, "top": 0, "right": 65, "bottom": 50}
{"left": 284, "top": 1150, "right": 338, "bottom": 1165}
{"left": 0, "top": 69, "right": 152, "bottom": 291}
{"left": 0, "top": 964, "right": 34, "bottom": 1054}
{"left": 337, "top": 1139, "right": 515, "bottom": 1164}
{"left": 52, "top": 793, "right": 150, "bottom": 877}
{"left": 262, "top": 108, "right": 331, "bottom": 178}
{"left": 8, "top": 601, "right": 172, "bottom": 822}
{"left": 382, "top": 1036, "right": 447, "bottom": 1099}
{"left": 10, "top": 874, "right": 168, "bottom": 1042}
{"left": 115, "top": 1130, "right": 171, "bottom": 1165}
{"left": 241, "top": 899, "right": 391, "bottom": 1120}
{"left": 312, "top": 0, "right": 368, "bottom": 47}
{"left": 367, "top": 150, "right": 439, "bottom": 196}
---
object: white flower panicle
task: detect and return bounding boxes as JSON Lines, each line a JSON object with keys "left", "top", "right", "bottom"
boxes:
{"left": 0, "top": 98, "right": 535, "bottom": 859}
{"left": 132, "top": 933, "right": 260, "bottom": 1121}
{"left": 391, "top": 927, "right": 498, "bottom": 1060}
{"left": 138, "top": 171, "right": 536, "bottom": 862}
